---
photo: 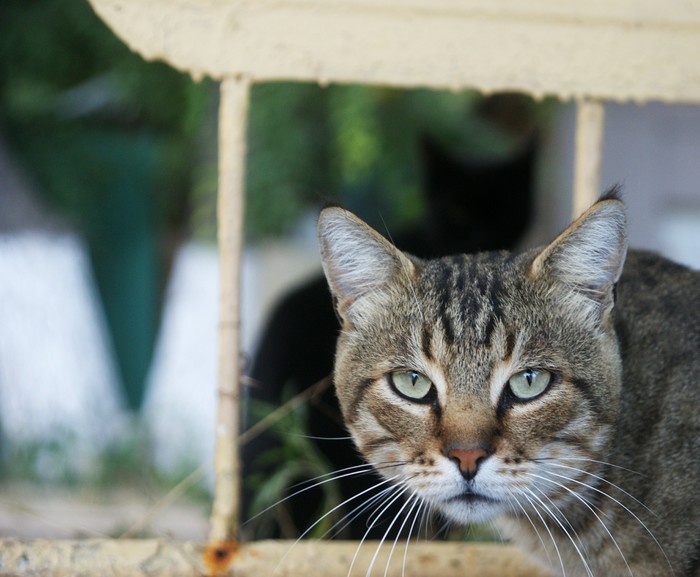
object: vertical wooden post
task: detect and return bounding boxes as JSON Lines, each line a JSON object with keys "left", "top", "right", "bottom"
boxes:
{"left": 573, "top": 98, "right": 605, "bottom": 218}
{"left": 209, "top": 75, "right": 250, "bottom": 544}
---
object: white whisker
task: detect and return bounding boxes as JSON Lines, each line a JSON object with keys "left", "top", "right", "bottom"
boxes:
{"left": 383, "top": 494, "right": 421, "bottom": 577}
{"left": 321, "top": 478, "right": 406, "bottom": 540}
{"left": 528, "top": 471, "right": 634, "bottom": 577}
{"left": 402, "top": 497, "right": 425, "bottom": 577}
{"left": 288, "top": 461, "right": 404, "bottom": 492}
{"left": 274, "top": 474, "right": 404, "bottom": 572}
{"left": 533, "top": 468, "right": 675, "bottom": 575}
{"left": 418, "top": 500, "right": 435, "bottom": 541}
{"left": 243, "top": 463, "right": 384, "bottom": 526}
{"left": 433, "top": 516, "right": 453, "bottom": 540}
{"left": 284, "top": 433, "right": 355, "bottom": 441}
{"left": 364, "top": 479, "right": 410, "bottom": 530}
{"left": 365, "top": 489, "right": 416, "bottom": 576}
{"left": 542, "top": 456, "right": 643, "bottom": 477}
{"left": 347, "top": 484, "right": 412, "bottom": 577}
{"left": 506, "top": 487, "right": 561, "bottom": 575}
{"left": 539, "top": 461, "right": 656, "bottom": 518}
{"left": 526, "top": 484, "right": 594, "bottom": 577}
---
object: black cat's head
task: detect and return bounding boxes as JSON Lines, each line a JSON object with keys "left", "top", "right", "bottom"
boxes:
{"left": 419, "top": 136, "right": 537, "bottom": 257}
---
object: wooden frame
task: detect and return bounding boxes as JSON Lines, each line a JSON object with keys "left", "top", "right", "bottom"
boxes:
{"left": 3, "top": 0, "right": 698, "bottom": 574}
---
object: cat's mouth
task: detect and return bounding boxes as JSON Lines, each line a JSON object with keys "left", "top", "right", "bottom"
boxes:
{"left": 449, "top": 489, "right": 497, "bottom": 505}
{"left": 440, "top": 488, "right": 502, "bottom": 523}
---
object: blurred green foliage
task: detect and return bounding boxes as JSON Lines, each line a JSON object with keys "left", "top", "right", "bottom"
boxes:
{"left": 0, "top": 0, "right": 214, "bottom": 237}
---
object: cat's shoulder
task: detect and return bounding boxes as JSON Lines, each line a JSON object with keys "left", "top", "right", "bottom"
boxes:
{"left": 617, "top": 249, "right": 700, "bottom": 327}
{"left": 621, "top": 249, "right": 700, "bottom": 292}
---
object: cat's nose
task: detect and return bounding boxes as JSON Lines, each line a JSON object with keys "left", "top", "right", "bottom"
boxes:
{"left": 447, "top": 448, "right": 488, "bottom": 480}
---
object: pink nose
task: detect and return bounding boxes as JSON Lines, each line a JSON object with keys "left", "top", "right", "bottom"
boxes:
{"left": 447, "top": 448, "right": 488, "bottom": 480}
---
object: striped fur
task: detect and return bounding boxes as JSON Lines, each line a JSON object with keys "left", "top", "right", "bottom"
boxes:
{"left": 318, "top": 196, "right": 700, "bottom": 577}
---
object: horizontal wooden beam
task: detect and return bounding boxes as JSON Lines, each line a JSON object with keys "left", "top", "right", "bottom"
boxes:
{"left": 0, "top": 539, "right": 547, "bottom": 576}
{"left": 88, "top": 0, "right": 700, "bottom": 103}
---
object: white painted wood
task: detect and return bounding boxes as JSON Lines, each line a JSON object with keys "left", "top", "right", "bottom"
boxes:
{"left": 88, "top": 0, "right": 700, "bottom": 103}
{"left": 210, "top": 76, "right": 250, "bottom": 543}
{"left": 573, "top": 99, "right": 605, "bottom": 218}
{"left": 0, "top": 539, "right": 548, "bottom": 576}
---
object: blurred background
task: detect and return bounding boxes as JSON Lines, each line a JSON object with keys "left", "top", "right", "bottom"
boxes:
{"left": 1, "top": 0, "right": 700, "bottom": 541}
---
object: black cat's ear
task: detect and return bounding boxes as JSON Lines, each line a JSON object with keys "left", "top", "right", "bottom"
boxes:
{"left": 530, "top": 193, "right": 628, "bottom": 315}
{"left": 317, "top": 207, "right": 414, "bottom": 324}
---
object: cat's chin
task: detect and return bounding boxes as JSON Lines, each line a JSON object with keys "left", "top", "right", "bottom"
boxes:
{"left": 438, "top": 492, "right": 504, "bottom": 525}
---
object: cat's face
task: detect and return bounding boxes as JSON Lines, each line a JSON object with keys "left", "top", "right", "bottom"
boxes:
{"left": 318, "top": 197, "right": 627, "bottom": 526}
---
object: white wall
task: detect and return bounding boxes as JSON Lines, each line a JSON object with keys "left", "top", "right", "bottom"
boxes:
{"left": 530, "top": 101, "right": 700, "bottom": 269}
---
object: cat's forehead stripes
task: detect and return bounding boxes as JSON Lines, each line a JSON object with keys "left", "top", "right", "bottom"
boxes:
{"left": 421, "top": 253, "right": 516, "bottom": 350}
{"left": 421, "top": 322, "right": 435, "bottom": 361}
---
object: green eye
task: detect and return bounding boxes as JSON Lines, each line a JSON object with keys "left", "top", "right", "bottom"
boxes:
{"left": 508, "top": 369, "right": 552, "bottom": 400}
{"left": 389, "top": 370, "right": 433, "bottom": 401}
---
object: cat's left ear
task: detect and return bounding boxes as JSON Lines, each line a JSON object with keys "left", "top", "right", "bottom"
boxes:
{"left": 530, "top": 193, "right": 628, "bottom": 315}
{"left": 317, "top": 207, "right": 414, "bottom": 324}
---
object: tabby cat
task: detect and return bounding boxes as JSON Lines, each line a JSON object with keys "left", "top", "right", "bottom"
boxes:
{"left": 317, "top": 192, "right": 700, "bottom": 577}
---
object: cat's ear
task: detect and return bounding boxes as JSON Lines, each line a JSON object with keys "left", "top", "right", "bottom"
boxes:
{"left": 530, "top": 193, "right": 628, "bottom": 314}
{"left": 317, "top": 207, "right": 414, "bottom": 323}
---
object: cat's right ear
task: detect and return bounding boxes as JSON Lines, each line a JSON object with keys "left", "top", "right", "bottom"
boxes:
{"left": 317, "top": 207, "right": 413, "bottom": 324}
